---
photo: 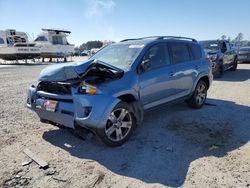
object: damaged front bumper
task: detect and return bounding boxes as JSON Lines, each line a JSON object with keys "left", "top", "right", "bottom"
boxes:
{"left": 26, "top": 86, "right": 120, "bottom": 130}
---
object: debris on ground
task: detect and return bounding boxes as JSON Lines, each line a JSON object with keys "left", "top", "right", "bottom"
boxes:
{"left": 52, "top": 176, "right": 68, "bottom": 182}
{"left": 44, "top": 168, "right": 56, "bottom": 176}
{"left": 21, "top": 159, "right": 33, "bottom": 166}
{"left": 23, "top": 148, "right": 48, "bottom": 169}
{"left": 2, "top": 169, "right": 31, "bottom": 187}
{"left": 88, "top": 171, "right": 105, "bottom": 188}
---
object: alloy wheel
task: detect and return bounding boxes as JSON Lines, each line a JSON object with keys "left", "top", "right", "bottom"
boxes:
{"left": 105, "top": 108, "right": 133, "bottom": 142}
{"left": 195, "top": 83, "right": 207, "bottom": 105}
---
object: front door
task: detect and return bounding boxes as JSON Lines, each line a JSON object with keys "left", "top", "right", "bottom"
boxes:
{"left": 222, "top": 41, "right": 234, "bottom": 69}
{"left": 138, "top": 43, "right": 175, "bottom": 109}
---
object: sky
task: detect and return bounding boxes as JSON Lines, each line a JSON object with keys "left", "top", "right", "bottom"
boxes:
{"left": 0, "top": 0, "right": 250, "bottom": 46}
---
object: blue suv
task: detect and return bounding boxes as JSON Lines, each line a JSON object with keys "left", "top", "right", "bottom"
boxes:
{"left": 27, "top": 36, "right": 213, "bottom": 146}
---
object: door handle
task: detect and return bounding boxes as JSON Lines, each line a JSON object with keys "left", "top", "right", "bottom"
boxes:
{"left": 169, "top": 71, "right": 174, "bottom": 77}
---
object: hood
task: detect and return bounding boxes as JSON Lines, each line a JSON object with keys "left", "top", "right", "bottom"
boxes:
{"left": 38, "top": 59, "right": 124, "bottom": 82}
{"left": 38, "top": 59, "right": 94, "bottom": 82}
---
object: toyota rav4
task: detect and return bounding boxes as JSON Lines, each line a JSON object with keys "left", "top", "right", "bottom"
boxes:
{"left": 27, "top": 36, "right": 213, "bottom": 146}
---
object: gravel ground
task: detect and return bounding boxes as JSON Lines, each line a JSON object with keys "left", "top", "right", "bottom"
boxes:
{"left": 0, "top": 61, "right": 250, "bottom": 188}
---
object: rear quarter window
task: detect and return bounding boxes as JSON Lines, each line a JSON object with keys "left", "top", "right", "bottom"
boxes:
{"left": 189, "top": 43, "right": 202, "bottom": 60}
{"left": 170, "top": 43, "right": 190, "bottom": 64}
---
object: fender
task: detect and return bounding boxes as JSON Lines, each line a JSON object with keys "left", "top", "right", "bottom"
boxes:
{"left": 191, "top": 72, "right": 210, "bottom": 94}
{"left": 129, "top": 100, "right": 144, "bottom": 125}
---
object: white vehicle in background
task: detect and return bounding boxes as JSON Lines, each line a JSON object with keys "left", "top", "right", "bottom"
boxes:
{"left": 0, "top": 29, "right": 40, "bottom": 61}
{"left": 90, "top": 48, "right": 100, "bottom": 55}
{"left": 34, "top": 28, "right": 74, "bottom": 62}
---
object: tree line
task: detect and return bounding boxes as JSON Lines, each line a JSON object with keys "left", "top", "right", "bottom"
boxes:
{"left": 220, "top": 32, "right": 250, "bottom": 47}
{"left": 74, "top": 40, "right": 103, "bottom": 54}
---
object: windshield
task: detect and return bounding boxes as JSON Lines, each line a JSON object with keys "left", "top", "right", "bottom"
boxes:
{"left": 200, "top": 41, "right": 220, "bottom": 51}
{"left": 90, "top": 43, "right": 144, "bottom": 71}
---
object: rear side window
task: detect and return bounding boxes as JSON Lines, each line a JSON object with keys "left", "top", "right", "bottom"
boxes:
{"left": 189, "top": 43, "right": 202, "bottom": 60}
{"left": 0, "top": 37, "right": 4, "bottom": 44}
{"left": 170, "top": 43, "right": 190, "bottom": 64}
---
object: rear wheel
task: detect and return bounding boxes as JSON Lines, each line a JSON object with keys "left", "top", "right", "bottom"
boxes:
{"left": 187, "top": 80, "right": 207, "bottom": 109}
{"left": 96, "top": 102, "right": 136, "bottom": 147}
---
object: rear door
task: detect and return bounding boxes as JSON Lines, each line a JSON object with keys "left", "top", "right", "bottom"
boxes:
{"left": 225, "top": 41, "right": 235, "bottom": 66}
{"left": 168, "top": 42, "right": 198, "bottom": 96}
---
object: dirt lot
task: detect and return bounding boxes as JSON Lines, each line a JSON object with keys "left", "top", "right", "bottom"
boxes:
{"left": 0, "top": 62, "right": 250, "bottom": 188}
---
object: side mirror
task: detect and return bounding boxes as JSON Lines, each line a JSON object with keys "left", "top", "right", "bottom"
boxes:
{"left": 138, "top": 59, "right": 151, "bottom": 73}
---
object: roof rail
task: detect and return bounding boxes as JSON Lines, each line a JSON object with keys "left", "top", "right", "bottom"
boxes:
{"left": 120, "top": 36, "right": 197, "bottom": 42}
{"left": 120, "top": 38, "right": 138, "bottom": 42}
{"left": 157, "top": 36, "right": 197, "bottom": 42}
{"left": 120, "top": 36, "right": 161, "bottom": 42}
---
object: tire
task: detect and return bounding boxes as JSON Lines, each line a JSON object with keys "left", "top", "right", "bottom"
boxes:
{"left": 187, "top": 80, "right": 208, "bottom": 109}
{"left": 230, "top": 57, "right": 238, "bottom": 71}
{"left": 216, "top": 62, "right": 224, "bottom": 78}
{"left": 96, "top": 102, "right": 136, "bottom": 147}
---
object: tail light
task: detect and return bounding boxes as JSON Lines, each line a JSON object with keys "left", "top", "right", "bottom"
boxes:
{"left": 206, "top": 55, "right": 213, "bottom": 67}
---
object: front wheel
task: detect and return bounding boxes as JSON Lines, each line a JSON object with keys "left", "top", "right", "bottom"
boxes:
{"left": 187, "top": 80, "right": 208, "bottom": 109}
{"left": 230, "top": 57, "right": 238, "bottom": 71}
{"left": 214, "top": 62, "right": 224, "bottom": 78}
{"left": 96, "top": 102, "right": 136, "bottom": 147}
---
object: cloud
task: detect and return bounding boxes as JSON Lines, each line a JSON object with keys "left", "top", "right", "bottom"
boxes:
{"left": 84, "top": 0, "right": 115, "bottom": 19}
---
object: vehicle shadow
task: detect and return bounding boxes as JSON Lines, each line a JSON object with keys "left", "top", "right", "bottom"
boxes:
{"left": 215, "top": 68, "right": 250, "bottom": 82}
{"left": 42, "top": 98, "right": 250, "bottom": 187}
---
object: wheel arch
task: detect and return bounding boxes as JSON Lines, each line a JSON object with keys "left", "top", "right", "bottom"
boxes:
{"left": 191, "top": 74, "right": 210, "bottom": 94}
{"left": 199, "top": 76, "right": 210, "bottom": 89}
{"left": 117, "top": 93, "right": 144, "bottom": 126}
{"left": 117, "top": 94, "right": 137, "bottom": 103}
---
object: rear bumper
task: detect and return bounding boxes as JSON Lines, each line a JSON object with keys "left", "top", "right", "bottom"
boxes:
{"left": 27, "top": 86, "right": 120, "bottom": 130}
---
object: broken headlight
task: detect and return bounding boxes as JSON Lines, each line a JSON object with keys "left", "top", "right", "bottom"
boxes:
{"left": 79, "top": 83, "right": 97, "bottom": 95}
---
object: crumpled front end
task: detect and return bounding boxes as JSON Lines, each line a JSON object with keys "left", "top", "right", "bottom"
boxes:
{"left": 27, "top": 83, "right": 120, "bottom": 130}
{"left": 27, "top": 59, "right": 128, "bottom": 130}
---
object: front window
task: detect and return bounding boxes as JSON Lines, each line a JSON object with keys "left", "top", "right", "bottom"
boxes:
{"left": 142, "top": 43, "right": 170, "bottom": 70}
{"left": 34, "top": 36, "right": 48, "bottom": 42}
{"left": 90, "top": 43, "right": 144, "bottom": 71}
{"left": 238, "top": 48, "right": 250, "bottom": 54}
{"left": 200, "top": 41, "right": 220, "bottom": 51}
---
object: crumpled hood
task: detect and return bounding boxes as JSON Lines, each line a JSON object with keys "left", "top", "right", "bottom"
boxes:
{"left": 38, "top": 59, "right": 94, "bottom": 82}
